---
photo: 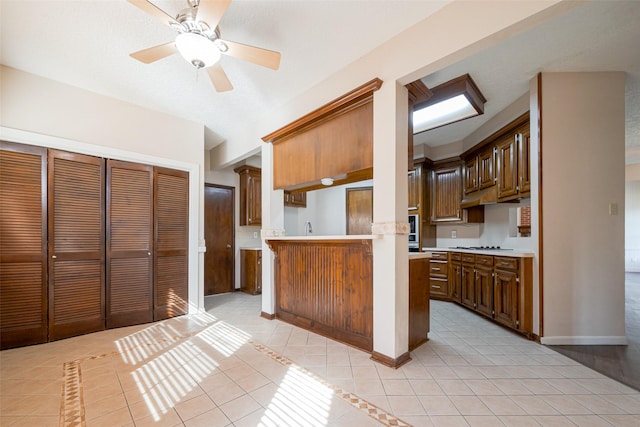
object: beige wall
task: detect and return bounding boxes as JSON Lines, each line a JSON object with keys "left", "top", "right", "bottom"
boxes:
{"left": 1, "top": 65, "right": 206, "bottom": 313}
{"left": 540, "top": 72, "right": 626, "bottom": 344}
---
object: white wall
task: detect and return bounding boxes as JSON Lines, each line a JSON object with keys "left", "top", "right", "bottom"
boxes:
{"left": 435, "top": 201, "right": 533, "bottom": 250}
{"left": 1, "top": 65, "right": 206, "bottom": 313}
{"left": 282, "top": 180, "right": 375, "bottom": 236}
{"left": 540, "top": 72, "right": 626, "bottom": 345}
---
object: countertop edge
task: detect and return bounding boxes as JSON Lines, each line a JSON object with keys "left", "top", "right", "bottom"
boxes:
{"left": 265, "top": 234, "right": 383, "bottom": 241}
{"left": 422, "top": 247, "right": 535, "bottom": 258}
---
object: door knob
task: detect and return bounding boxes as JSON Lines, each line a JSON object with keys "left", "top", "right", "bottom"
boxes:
{"left": 226, "top": 244, "right": 231, "bottom": 249}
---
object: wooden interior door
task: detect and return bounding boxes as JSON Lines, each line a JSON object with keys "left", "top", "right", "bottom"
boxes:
{"left": 0, "top": 142, "right": 48, "bottom": 349}
{"left": 204, "top": 184, "right": 234, "bottom": 295}
{"left": 154, "top": 167, "right": 189, "bottom": 320}
{"left": 48, "top": 149, "right": 105, "bottom": 341}
{"left": 106, "top": 160, "right": 153, "bottom": 328}
{"left": 346, "top": 187, "right": 373, "bottom": 235}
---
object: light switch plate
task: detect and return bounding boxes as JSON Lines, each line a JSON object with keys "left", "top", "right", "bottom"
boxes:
{"left": 451, "top": 230, "right": 457, "bottom": 238}
{"left": 609, "top": 203, "right": 618, "bottom": 215}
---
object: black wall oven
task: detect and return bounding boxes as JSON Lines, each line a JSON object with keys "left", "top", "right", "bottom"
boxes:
{"left": 408, "top": 214, "right": 419, "bottom": 252}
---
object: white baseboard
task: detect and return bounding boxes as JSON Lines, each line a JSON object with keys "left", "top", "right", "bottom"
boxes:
{"left": 541, "top": 336, "right": 628, "bottom": 345}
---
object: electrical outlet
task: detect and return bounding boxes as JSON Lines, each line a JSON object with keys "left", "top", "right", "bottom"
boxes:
{"left": 451, "top": 230, "right": 457, "bottom": 238}
{"left": 253, "top": 231, "right": 258, "bottom": 239}
{"left": 609, "top": 203, "right": 618, "bottom": 216}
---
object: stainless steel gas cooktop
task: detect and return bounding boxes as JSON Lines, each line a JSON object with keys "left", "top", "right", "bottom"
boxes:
{"left": 449, "top": 246, "right": 513, "bottom": 250}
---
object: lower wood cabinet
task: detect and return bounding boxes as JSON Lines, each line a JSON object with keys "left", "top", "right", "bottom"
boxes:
{"left": 475, "top": 256, "right": 494, "bottom": 318}
{"left": 440, "top": 251, "right": 533, "bottom": 337}
{"left": 460, "top": 255, "right": 476, "bottom": 310}
{"left": 240, "top": 249, "right": 262, "bottom": 295}
{"left": 409, "top": 256, "right": 430, "bottom": 351}
{"left": 448, "top": 253, "right": 462, "bottom": 302}
{"left": 493, "top": 257, "right": 527, "bottom": 331}
{"left": 428, "top": 252, "right": 448, "bottom": 299}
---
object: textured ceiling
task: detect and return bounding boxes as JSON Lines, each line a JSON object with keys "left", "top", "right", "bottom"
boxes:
{"left": 413, "top": 1, "right": 640, "bottom": 164}
{"left": 1, "top": 1, "right": 638, "bottom": 164}
{"left": 0, "top": 0, "right": 448, "bottom": 149}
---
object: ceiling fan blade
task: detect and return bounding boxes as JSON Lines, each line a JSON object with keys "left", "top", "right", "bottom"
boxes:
{"left": 127, "top": 0, "right": 179, "bottom": 26}
{"left": 207, "top": 63, "right": 233, "bottom": 92}
{"left": 220, "top": 40, "right": 281, "bottom": 70}
{"left": 196, "top": 0, "right": 232, "bottom": 30}
{"left": 130, "top": 42, "right": 177, "bottom": 64}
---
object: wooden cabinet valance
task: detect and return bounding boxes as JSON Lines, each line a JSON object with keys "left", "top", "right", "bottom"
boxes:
{"left": 262, "top": 78, "right": 382, "bottom": 191}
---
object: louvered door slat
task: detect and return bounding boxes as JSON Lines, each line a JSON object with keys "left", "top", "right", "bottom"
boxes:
{"left": 48, "top": 150, "right": 105, "bottom": 341}
{"left": 154, "top": 167, "right": 188, "bottom": 321}
{"left": 106, "top": 160, "right": 153, "bottom": 328}
{"left": 0, "top": 142, "right": 48, "bottom": 349}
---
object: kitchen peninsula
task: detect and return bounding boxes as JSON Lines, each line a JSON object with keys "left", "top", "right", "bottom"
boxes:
{"left": 265, "top": 235, "right": 431, "bottom": 354}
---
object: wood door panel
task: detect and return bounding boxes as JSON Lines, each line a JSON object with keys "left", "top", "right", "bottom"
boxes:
{"left": 204, "top": 185, "right": 234, "bottom": 295}
{"left": 475, "top": 266, "right": 493, "bottom": 318}
{"left": 0, "top": 143, "right": 48, "bottom": 349}
{"left": 432, "top": 165, "right": 462, "bottom": 222}
{"left": 106, "top": 160, "right": 153, "bottom": 328}
{"left": 154, "top": 167, "right": 188, "bottom": 320}
{"left": 497, "top": 136, "right": 518, "bottom": 199}
{"left": 48, "top": 150, "right": 105, "bottom": 341}
{"left": 494, "top": 269, "right": 518, "bottom": 329}
{"left": 346, "top": 187, "right": 373, "bottom": 235}
{"left": 155, "top": 255, "right": 188, "bottom": 318}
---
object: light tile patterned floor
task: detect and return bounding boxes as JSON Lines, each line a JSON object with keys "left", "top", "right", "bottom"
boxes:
{"left": 1, "top": 293, "right": 639, "bottom": 426}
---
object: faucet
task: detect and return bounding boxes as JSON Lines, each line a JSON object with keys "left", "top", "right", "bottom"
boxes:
{"left": 304, "top": 221, "right": 313, "bottom": 236}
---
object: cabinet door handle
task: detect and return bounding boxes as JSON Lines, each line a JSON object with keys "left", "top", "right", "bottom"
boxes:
{"left": 432, "top": 285, "right": 441, "bottom": 289}
{"left": 226, "top": 244, "right": 231, "bottom": 249}
{"left": 52, "top": 255, "right": 57, "bottom": 259}
{"left": 432, "top": 267, "right": 440, "bottom": 271}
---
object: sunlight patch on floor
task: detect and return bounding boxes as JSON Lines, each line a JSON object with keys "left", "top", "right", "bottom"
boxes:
{"left": 259, "top": 365, "right": 334, "bottom": 426}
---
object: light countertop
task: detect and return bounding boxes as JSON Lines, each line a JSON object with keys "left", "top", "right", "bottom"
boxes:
{"left": 422, "top": 247, "right": 534, "bottom": 258}
{"left": 265, "top": 235, "right": 383, "bottom": 241}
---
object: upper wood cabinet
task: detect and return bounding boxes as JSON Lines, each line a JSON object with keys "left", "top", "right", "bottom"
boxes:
{"left": 496, "top": 122, "right": 530, "bottom": 201}
{"left": 478, "top": 146, "right": 496, "bottom": 189}
{"left": 518, "top": 125, "right": 531, "bottom": 194}
{"left": 431, "top": 164, "right": 462, "bottom": 222}
{"left": 431, "top": 162, "right": 484, "bottom": 223}
{"left": 263, "top": 79, "right": 382, "bottom": 192}
{"left": 463, "top": 156, "right": 478, "bottom": 194}
{"left": 408, "top": 166, "right": 421, "bottom": 212}
{"left": 284, "top": 190, "right": 307, "bottom": 208}
{"left": 234, "top": 165, "right": 262, "bottom": 226}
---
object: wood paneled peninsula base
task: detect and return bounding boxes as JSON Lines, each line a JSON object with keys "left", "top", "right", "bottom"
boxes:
{"left": 265, "top": 236, "right": 432, "bottom": 366}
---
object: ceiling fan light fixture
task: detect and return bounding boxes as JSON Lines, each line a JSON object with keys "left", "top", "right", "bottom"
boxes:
{"left": 175, "top": 32, "right": 221, "bottom": 68}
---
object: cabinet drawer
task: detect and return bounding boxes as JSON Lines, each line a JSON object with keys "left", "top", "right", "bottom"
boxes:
{"left": 429, "top": 261, "right": 448, "bottom": 278}
{"left": 430, "top": 252, "right": 448, "bottom": 261}
{"left": 450, "top": 252, "right": 461, "bottom": 262}
{"left": 495, "top": 257, "right": 518, "bottom": 270}
{"left": 462, "top": 254, "right": 475, "bottom": 264}
{"left": 476, "top": 255, "right": 493, "bottom": 267}
{"left": 430, "top": 278, "right": 448, "bottom": 297}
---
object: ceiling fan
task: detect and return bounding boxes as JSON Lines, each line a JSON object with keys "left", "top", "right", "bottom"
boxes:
{"left": 127, "top": 0, "right": 281, "bottom": 92}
